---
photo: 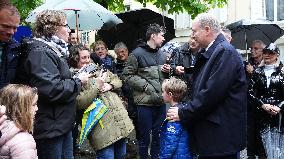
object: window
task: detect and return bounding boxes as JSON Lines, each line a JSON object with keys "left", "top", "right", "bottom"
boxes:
{"left": 266, "top": 0, "right": 273, "bottom": 20}
{"left": 81, "top": 31, "right": 89, "bottom": 44}
{"left": 266, "top": 0, "right": 284, "bottom": 21}
{"left": 278, "top": 0, "right": 284, "bottom": 20}
{"left": 174, "top": 13, "right": 190, "bottom": 29}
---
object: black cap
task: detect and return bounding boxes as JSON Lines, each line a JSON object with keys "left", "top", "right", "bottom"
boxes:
{"left": 263, "top": 43, "right": 280, "bottom": 55}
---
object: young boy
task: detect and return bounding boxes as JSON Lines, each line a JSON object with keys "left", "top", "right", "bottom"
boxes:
{"left": 160, "top": 77, "right": 192, "bottom": 159}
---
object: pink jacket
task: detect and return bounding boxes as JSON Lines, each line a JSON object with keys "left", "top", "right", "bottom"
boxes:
{"left": 0, "top": 120, "right": 38, "bottom": 159}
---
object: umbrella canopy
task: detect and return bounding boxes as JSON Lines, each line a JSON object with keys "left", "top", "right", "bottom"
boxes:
{"left": 25, "top": 0, "right": 122, "bottom": 31}
{"left": 13, "top": 26, "right": 32, "bottom": 43}
{"left": 226, "top": 19, "right": 284, "bottom": 50}
{"left": 79, "top": 98, "right": 108, "bottom": 145}
{"left": 98, "top": 8, "right": 175, "bottom": 51}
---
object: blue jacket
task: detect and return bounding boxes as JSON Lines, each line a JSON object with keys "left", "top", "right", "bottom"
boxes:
{"left": 179, "top": 34, "right": 247, "bottom": 156}
{"left": 160, "top": 119, "right": 192, "bottom": 159}
{"left": 160, "top": 104, "right": 192, "bottom": 159}
{"left": 0, "top": 40, "right": 20, "bottom": 88}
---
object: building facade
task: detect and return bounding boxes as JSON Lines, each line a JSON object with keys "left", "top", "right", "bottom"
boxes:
{"left": 170, "top": 0, "right": 284, "bottom": 60}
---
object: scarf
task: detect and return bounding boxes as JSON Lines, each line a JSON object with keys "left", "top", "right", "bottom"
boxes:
{"left": 264, "top": 64, "right": 276, "bottom": 87}
{"left": 101, "top": 56, "right": 113, "bottom": 70}
{"left": 35, "top": 36, "right": 69, "bottom": 59}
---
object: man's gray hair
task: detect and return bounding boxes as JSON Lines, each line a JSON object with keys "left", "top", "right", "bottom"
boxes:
{"left": 195, "top": 13, "right": 221, "bottom": 33}
{"left": 251, "top": 40, "right": 266, "bottom": 48}
{"left": 114, "top": 42, "right": 128, "bottom": 52}
{"left": 0, "top": 1, "right": 20, "bottom": 17}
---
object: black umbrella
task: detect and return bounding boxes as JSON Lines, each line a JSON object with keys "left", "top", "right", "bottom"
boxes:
{"left": 226, "top": 19, "right": 284, "bottom": 51}
{"left": 98, "top": 9, "right": 175, "bottom": 51}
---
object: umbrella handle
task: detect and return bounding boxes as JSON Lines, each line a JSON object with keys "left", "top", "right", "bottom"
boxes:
{"left": 245, "top": 31, "right": 248, "bottom": 60}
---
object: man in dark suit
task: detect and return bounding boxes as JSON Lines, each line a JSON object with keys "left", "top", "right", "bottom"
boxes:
{"left": 167, "top": 13, "right": 247, "bottom": 159}
{"left": 0, "top": 1, "right": 20, "bottom": 88}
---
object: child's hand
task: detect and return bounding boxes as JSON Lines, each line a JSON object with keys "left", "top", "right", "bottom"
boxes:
{"left": 167, "top": 106, "right": 180, "bottom": 121}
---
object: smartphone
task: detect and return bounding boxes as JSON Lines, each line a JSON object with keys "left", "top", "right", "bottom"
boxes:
{"left": 184, "top": 66, "right": 194, "bottom": 74}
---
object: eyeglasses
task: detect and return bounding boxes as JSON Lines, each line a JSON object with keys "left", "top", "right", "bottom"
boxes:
{"left": 58, "top": 24, "right": 70, "bottom": 30}
{"left": 95, "top": 47, "right": 106, "bottom": 51}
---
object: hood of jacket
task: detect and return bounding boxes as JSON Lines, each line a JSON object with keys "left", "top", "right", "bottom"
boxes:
{"left": 137, "top": 41, "right": 159, "bottom": 53}
{"left": 0, "top": 120, "right": 21, "bottom": 147}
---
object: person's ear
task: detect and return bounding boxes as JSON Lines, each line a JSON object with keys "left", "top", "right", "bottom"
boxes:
{"left": 204, "top": 26, "right": 211, "bottom": 33}
{"left": 151, "top": 33, "right": 157, "bottom": 40}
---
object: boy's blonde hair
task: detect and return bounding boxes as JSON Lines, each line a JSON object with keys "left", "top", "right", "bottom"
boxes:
{"left": 162, "top": 77, "right": 187, "bottom": 102}
{"left": 0, "top": 84, "right": 38, "bottom": 133}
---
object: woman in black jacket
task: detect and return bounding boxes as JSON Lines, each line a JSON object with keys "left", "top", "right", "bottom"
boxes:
{"left": 16, "top": 10, "right": 89, "bottom": 159}
{"left": 250, "top": 43, "right": 283, "bottom": 158}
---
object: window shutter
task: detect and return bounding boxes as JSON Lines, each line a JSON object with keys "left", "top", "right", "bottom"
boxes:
{"left": 251, "top": 0, "right": 265, "bottom": 19}
{"left": 174, "top": 13, "right": 190, "bottom": 29}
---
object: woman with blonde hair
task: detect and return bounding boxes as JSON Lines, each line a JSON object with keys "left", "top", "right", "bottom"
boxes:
{"left": 0, "top": 84, "right": 38, "bottom": 158}
{"left": 16, "top": 10, "right": 89, "bottom": 158}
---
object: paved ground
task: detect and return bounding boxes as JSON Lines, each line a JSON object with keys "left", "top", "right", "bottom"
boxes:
{"left": 75, "top": 131, "right": 249, "bottom": 159}
{"left": 75, "top": 148, "right": 248, "bottom": 159}
{"left": 74, "top": 130, "right": 138, "bottom": 159}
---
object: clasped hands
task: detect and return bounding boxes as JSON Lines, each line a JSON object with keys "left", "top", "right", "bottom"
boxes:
{"left": 94, "top": 70, "right": 112, "bottom": 93}
{"left": 261, "top": 104, "right": 281, "bottom": 115}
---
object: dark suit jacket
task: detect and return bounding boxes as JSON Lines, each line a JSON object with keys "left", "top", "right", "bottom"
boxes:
{"left": 0, "top": 40, "right": 20, "bottom": 88}
{"left": 179, "top": 34, "right": 247, "bottom": 156}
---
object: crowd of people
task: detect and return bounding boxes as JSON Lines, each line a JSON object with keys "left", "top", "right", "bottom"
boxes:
{"left": 0, "top": 1, "right": 284, "bottom": 159}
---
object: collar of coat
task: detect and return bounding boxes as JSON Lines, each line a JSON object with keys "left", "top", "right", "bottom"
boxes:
{"left": 200, "top": 33, "right": 227, "bottom": 59}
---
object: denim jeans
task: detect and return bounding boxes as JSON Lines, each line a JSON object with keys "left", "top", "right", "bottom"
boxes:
{"left": 96, "top": 138, "right": 127, "bottom": 159}
{"left": 137, "top": 104, "right": 166, "bottom": 159}
{"left": 36, "top": 131, "right": 74, "bottom": 159}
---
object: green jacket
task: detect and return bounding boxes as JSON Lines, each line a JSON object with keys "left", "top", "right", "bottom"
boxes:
{"left": 76, "top": 69, "right": 134, "bottom": 150}
{"left": 122, "top": 42, "right": 168, "bottom": 106}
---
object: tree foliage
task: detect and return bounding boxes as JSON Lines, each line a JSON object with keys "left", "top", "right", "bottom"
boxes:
{"left": 96, "top": 0, "right": 228, "bottom": 18}
{"left": 10, "top": 0, "right": 228, "bottom": 24}
{"left": 10, "top": 0, "right": 43, "bottom": 23}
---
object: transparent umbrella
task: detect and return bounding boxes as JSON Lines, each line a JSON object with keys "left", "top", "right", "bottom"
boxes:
{"left": 25, "top": 0, "right": 122, "bottom": 31}
{"left": 261, "top": 107, "right": 284, "bottom": 159}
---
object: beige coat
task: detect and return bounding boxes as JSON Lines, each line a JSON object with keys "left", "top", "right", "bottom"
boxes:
{"left": 76, "top": 69, "right": 134, "bottom": 150}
